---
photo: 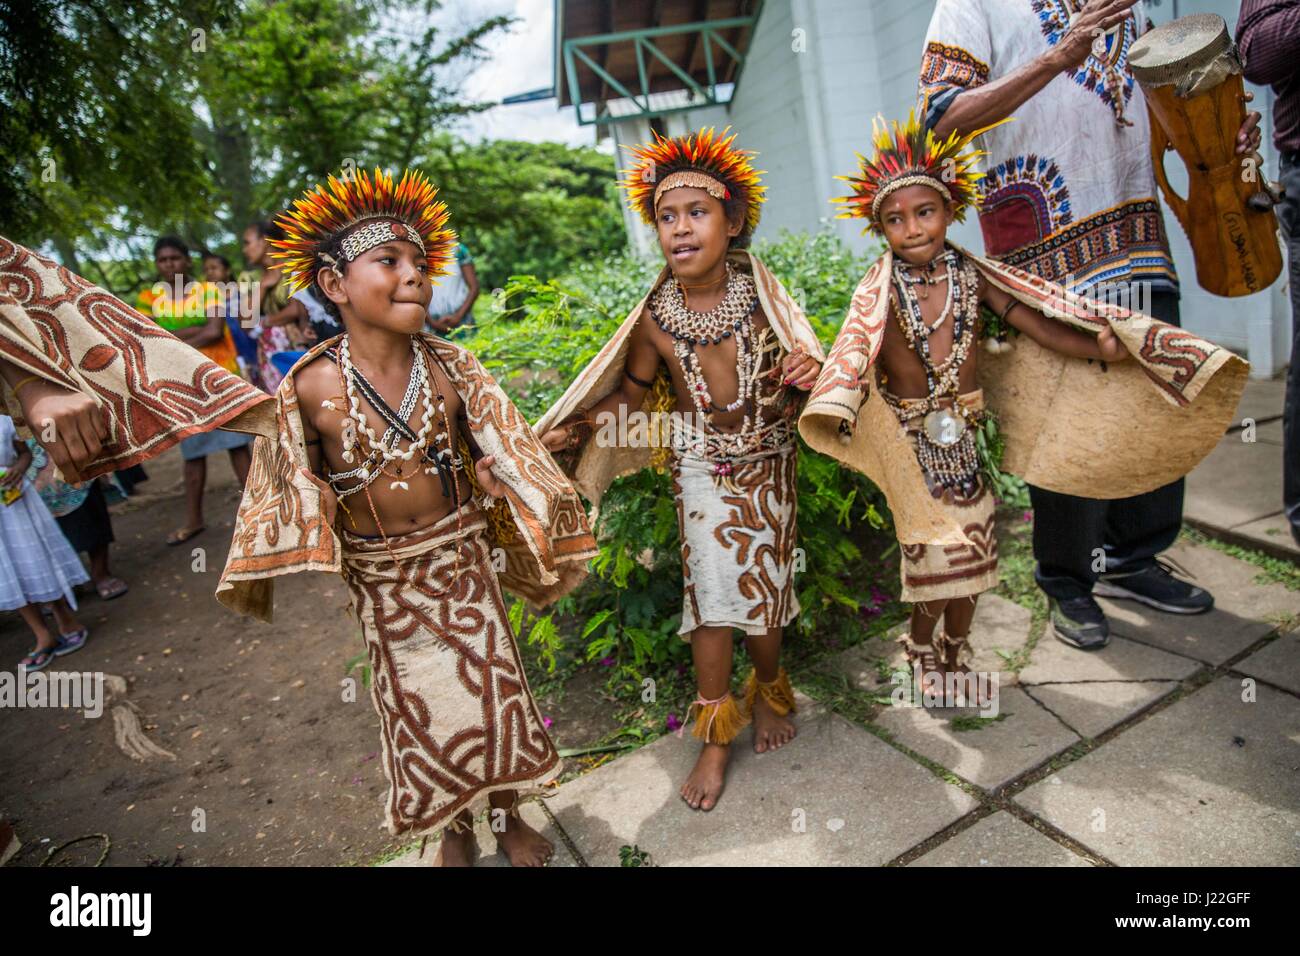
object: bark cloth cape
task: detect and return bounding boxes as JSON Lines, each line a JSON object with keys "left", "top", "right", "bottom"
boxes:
{"left": 797, "top": 243, "right": 1249, "bottom": 548}
{"left": 0, "top": 236, "right": 597, "bottom": 617}
{"left": 533, "top": 249, "right": 826, "bottom": 512}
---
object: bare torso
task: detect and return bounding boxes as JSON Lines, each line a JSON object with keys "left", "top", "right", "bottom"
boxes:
{"left": 639, "top": 294, "right": 789, "bottom": 432}
{"left": 296, "top": 344, "right": 474, "bottom": 537}
{"left": 875, "top": 264, "right": 984, "bottom": 400}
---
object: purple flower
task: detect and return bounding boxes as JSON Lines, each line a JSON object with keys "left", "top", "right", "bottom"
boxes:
{"left": 542, "top": 716, "right": 554, "bottom": 729}
{"left": 666, "top": 713, "right": 682, "bottom": 732}
{"left": 1022, "top": 510, "right": 1033, "bottom": 523}
{"left": 599, "top": 656, "right": 616, "bottom": 667}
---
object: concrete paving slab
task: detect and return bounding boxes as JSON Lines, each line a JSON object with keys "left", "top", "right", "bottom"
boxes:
{"left": 1021, "top": 632, "right": 1201, "bottom": 685}
{"left": 542, "top": 702, "right": 978, "bottom": 866}
{"left": 908, "top": 811, "right": 1093, "bottom": 867}
{"left": 1232, "top": 377, "right": 1285, "bottom": 427}
{"left": 1185, "top": 436, "right": 1284, "bottom": 529}
{"left": 1024, "top": 680, "right": 1180, "bottom": 739}
{"left": 1099, "top": 540, "right": 1297, "bottom": 665}
{"left": 1235, "top": 633, "right": 1300, "bottom": 697}
{"left": 875, "top": 686, "right": 1079, "bottom": 791}
{"left": 1256, "top": 419, "right": 1283, "bottom": 445}
{"left": 1015, "top": 677, "right": 1300, "bottom": 866}
{"left": 831, "top": 594, "right": 1032, "bottom": 693}
{"left": 1229, "top": 513, "right": 1300, "bottom": 561}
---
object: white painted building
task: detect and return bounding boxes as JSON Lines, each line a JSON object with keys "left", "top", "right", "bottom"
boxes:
{"left": 555, "top": 0, "right": 1290, "bottom": 377}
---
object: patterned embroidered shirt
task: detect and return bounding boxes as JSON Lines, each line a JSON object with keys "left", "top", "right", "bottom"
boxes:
{"left": 1236, "top": 0, "right": 1300, "bottom": 155}
{"left": 919, "top": 0, "right": 1178, "bottom": 294}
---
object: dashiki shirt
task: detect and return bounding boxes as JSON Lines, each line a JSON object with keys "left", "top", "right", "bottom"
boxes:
{"left": 920, "top": 0, "right": 1178, "bottom": 295}
{"left": 137, "top": 279, "right": 243, "bottom": 375}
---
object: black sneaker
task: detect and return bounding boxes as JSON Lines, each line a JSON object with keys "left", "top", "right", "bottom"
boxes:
{"left": 1050, "top": 595, "right": 1110, "bottom": 650}
{"left": 1094, "top": 560, "right": 1214, "bottom": 615}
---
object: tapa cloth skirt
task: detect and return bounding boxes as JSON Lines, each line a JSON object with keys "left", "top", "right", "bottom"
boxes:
{"left": 339, "top": 501, "right": 560, "bottom": 836}
{"left": 887, "top": 389, "right": 999, "bottom": 604}
{"left": 670, "top": 439, "right": 801, "bottom": 637}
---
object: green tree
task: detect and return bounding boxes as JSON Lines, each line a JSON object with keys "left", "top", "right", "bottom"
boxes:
{"left": 417, "top": 136, "right": 627, "bottom": 289}
{"left": 0, "top": 0, "right": 234, "bottom": 276}
{"left": 1, "top": 1, "right": 511, "bottom": 290}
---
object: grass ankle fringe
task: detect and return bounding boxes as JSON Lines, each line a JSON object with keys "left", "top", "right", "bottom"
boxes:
{"left": 688, "top": 692, "right": 749, "bottom": 744}
{"left": 742, "top": 668, "right": 797, "bottom": 717}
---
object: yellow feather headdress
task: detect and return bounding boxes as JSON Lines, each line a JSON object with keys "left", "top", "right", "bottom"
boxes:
{"left": 833, "top": 111, "right": 1004, "bottom": 234}
{"left": 619, "top": 126, "right": 766, "bottom": 236}
{"left": 270, "top": 167, "right": 457, "bottom": 294}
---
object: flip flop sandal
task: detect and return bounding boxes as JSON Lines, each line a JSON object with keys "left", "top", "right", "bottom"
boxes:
{"left": 53, "top": 628, "right": 88, "bottom": 657}
{"left": 166, "top": 526, "right": 206, "bottom": 546}
{"left": 19, "top": 647, "right": 56, "bottom": 671}
{"left": 96, "top": 578, "right": 129, "bottom": 601}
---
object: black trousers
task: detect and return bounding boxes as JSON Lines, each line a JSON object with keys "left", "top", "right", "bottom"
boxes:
{"left": 1280, "top": 153, "right": 1300, "bottom": 536}
{"left": 1031, "top": 286, "right": 1184, "bottom": 601}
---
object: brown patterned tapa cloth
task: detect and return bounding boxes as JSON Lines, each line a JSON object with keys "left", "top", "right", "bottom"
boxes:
{"left": 0, "top": 237, "right": 275, "bottom": 475}
{"left": 891, "top": 390, "right": 999, "bottom": 603}
{"left": 340, "top": 502, "right": 560, "bottom": 835}
{"left": 216, "top": 332, "right": 597, "bottom": 620}
{"left": 671, "top": 437, "right": 801, "bottom": 636}
{"left": 799, "top": 243, "right": 1249, "bottom": 550}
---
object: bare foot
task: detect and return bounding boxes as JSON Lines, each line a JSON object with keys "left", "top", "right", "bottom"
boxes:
{"left": 680, "top": 742, "right": 729, "bottom": 811}
{"left": 752, "top": 693, "right": 796, "bottom": 753}
{"left": 429, "top": 826, "right": 477, "bottom": 867}
{"left": 492, "top": 812, "right": 554, "bottom": 867}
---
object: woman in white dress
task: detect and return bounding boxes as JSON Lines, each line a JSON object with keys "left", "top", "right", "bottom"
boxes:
{"left": 0, "top": 415, "right": 91, "bottom": 670}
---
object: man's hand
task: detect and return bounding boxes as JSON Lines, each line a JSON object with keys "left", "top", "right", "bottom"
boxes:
{"left": 1237, "top": 91, "right": 1263, "bottom": 156}
{"left": 1097, "top": 325, "right": 1129, "bottom": 362}
{"left": 475, "top": 454, "right": 507, "bottom": 498}
{"left": 1054, "top": 0, "right": 1141, "bottom": 71}
{"left": 18, "top": 379, "right": 109, "bottom": 483}
{"left": 781, "top": 346, "right": 821, "bottom": 391}
{"left": 539, "top": 428, "right": 568, "bottom": 452}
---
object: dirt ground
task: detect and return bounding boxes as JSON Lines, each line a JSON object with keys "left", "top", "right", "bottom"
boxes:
{"left": 0, "top": 445, "right": 618, "bottom": 867}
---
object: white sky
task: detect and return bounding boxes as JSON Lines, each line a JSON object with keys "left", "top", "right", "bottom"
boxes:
{"left": 435, "top": 0, "right": 604, "bottom": 148}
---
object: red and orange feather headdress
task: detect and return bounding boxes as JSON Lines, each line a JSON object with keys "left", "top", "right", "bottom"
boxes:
{"left": 834, "top": 112, "right": 1004, "bottom": 233}
{"left": 270, "top": 167, "right": 457, "bottom": 294}
{"left": 619, "top": 126, "right": 766, "bottom": 235}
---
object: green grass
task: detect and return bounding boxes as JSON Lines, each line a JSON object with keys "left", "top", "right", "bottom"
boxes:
{"left": 1181, "top": 526, "right": 1300, "bottom": 591}
{"left": 950, "top": 713, "right": 1009, "bottom": 732}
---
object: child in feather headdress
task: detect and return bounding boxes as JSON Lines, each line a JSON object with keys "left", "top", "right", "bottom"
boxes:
{"left": 0, "top": 169, "right": 596, "bottom": 866}
{"left": 806, "top": 115, "right": 1133, "bottom": 707}
{"left": 536, "top": 128, "right": 826, "bottom": 812}
{"left": 212, "top": 168, "right": 598, "bottom": 865}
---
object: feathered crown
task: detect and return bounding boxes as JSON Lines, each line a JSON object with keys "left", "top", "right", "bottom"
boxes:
{"left": 619, "top": 126, "right": 766, "bottom": 235}
{"left": 270, "top": 167, "right": 457, "bottom": 294}
{"left": 833, "top": 111, "right": 1002, "bottom": 233}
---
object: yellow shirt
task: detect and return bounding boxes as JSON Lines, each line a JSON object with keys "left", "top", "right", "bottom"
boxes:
{"left": 136, "top": 280, "right": 241, "bottom": 375}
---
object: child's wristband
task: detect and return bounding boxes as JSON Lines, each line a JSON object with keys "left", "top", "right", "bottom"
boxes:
{"left": 11, "top": 374, "right": 42, "bottom": 397}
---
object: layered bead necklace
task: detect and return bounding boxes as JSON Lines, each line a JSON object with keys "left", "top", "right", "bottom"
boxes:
{"left": 889, "top": 249, "right": 983, "bottom": 496}
{"left": 325, "top": 334, "right": 468, "bottom": 599}
{"left": 325, "top": 335, "right": 462, "bottom": 502}
{"left": 650, "top": 261, "right": 784, "bottom": 471}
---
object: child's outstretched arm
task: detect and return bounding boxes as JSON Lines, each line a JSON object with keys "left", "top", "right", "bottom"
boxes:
{"left": 539, "top": 317, "right": 661, "bottom": 452}
{"left": 981, "top": 278, "right": 1128, "bottom": 363}
{"left": 0, "top": 356, "right": 108, "bottom": 482}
